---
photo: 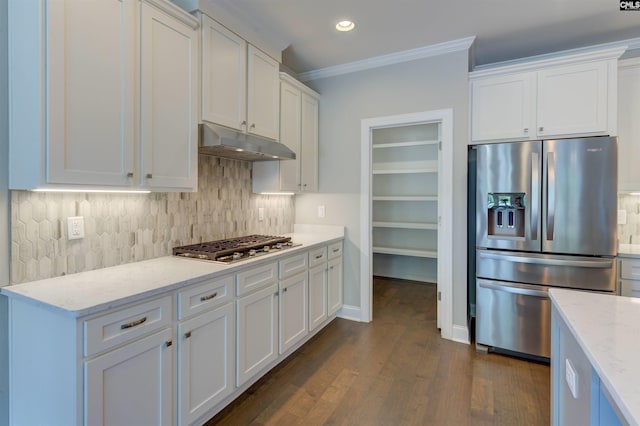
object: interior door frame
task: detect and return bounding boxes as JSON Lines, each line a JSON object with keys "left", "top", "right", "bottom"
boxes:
{"left": 360, "top": 109, "right": 454, "bottom": 340}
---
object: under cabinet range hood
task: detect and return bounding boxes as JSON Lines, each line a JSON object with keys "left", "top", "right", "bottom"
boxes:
{"left": 198, "top": 122, "right": 296, "bottom": 161}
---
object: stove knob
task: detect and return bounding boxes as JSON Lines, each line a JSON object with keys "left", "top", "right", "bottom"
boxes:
{"left": 275, "top": 243, "right": 282, "bottom": 249}
{"left": 232, "top": 252, "right": 242, "bottom": 259}
{"left": 263, "top": 246, "right": 270, "bottom": 252}
{"left": 249, "top": 249, "right": 257, "bottom": 256}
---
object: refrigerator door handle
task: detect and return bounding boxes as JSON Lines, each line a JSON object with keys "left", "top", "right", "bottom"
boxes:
{"left": 531, "top": 152, "right": 539, "bottom": 240}
{"left": 478, "top": 251, "right": 613, "bottom": 268}
{"left": 547, "top": 151, "right": 556, "bottom": 241}
{"left": 478, "top": 280, "right": 549, "bottom": 298}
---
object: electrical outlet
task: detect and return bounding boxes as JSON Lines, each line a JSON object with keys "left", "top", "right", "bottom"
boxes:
{"left": 258, "top": 207, "right": 265, "bottom": 221}
{"left": 565, "top": 358, "right": 578, "bottom": 399}
{"left": 618, "top": 209, "right": 627, "bottom": 225}
{"left": 318, "top": 205, "right": 326, "bottom": 218}
{"left": 67, "top": 216, "right": 85, "bottom": 240}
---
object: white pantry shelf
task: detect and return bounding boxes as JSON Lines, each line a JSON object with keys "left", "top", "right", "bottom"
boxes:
{"left": 372, "top": 221, "right": 438, "bottom": 230}
{"left": 372, "top": 195, "right": 437, "bottom": 202}
{"left": 372, "top": 246, "right": 438, "bottom": 258}
{"left": 372, "top": 139, "right": 439, "bottom": 149}
{"left": 372, "top": 160, "right": 438, "bottom": 175}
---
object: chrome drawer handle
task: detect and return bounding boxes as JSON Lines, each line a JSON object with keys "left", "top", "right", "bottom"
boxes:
{"left": 332, "top": 248, "right": 340, "bottom": 253}
{"left": 146, "top": 173, "right": 153, "bottom": 179}
{"left": 200, "top": 292, "right": 218, "bottom": 302}
{"left": 185, "top": 331, "right": 192, "bottom": 339}
{"left": 120, "top": 316, "right": 147, "bottom": 330}
{"left": 126, "top": 172, "right": 134, "bottom": 178}
{"left": 315, "top": 254, "right": 323, "bottom": 260}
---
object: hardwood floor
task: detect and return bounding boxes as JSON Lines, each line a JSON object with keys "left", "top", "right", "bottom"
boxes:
{"left": 206, "top": 277, "right": 550, "bottom": 425}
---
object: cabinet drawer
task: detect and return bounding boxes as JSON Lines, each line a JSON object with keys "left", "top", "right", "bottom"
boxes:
{"left": 309, "top": 246, "right": 327, "bottom": 268}
{"left": 178, "top": 274, "right": 234, "bottom": 320}
{"left": 279, "top": 253, "right": 308, "bottom": 279}
{"left": 620, "top": 279, "right": 640, "bottom": 298}
{"left": 237, "top": 262, "right": 277, "bottom": 296}
{"left": 328, "top": 241, "right": 343, "bottom": 260}
{"left": 84, "top": 296, "right": 172, "bottom": 357}
{"left": 620, "top": 258, "right": 640, "bottom": 280}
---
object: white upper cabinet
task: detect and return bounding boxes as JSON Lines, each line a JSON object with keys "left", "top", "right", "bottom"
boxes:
{"left": 470, "top": 48, "right": 624, "bottom": 143}
{"left": 536, "top": 61, "right": 609, "bottom": 137}
{"left": 140, "top": 2, "right": 198, "bottom": 191}
{"left": 201, "top": 15, "right": 280, "bottom": 140}
{"left": 618, "top": 58, "right": 640, "bottom": 192}
{"left": 8, "top": 0, "right": 199, "bottom": 191}
{"left": 471, "top": 72, "right": 535, "bottom": 141}
{"left": 252, "top": 74, "right": 320, "bottom": 194}
{"left": 247, "top": 45, "right": 280, "bottom": 140}
{"left": 201, "top": 15, "right": 247, "bottom": 131}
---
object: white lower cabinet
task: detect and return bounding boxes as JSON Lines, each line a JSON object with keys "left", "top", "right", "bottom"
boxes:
{"left": 619, "top": 257, "right": 640, "bottom": 298}
{"left": 236, "top": 282, "right": 279, "bottom": 387}
{"left": 279, "top": 271, "right": 309, "bottom": 354}
{"left": 309, "top": 263, "right": 328, "bottom": 331}
{"left": 328, "top": 257, "right": 343, "bottom": 317}
{"left": 85, "top": 328, "right": 174, "bottom": 426}
{"left": 178, "top": 302, "right": 235, "bottom": 426}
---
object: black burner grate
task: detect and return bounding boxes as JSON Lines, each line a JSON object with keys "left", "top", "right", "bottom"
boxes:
{"left": 173, "top": 235, "right": 292, "bottom": 261}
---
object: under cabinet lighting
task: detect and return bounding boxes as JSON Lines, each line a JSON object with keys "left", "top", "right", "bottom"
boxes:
{"left": 336, "top": 20, "right": 355, "bottom": 32}
{"left": 260, "top": 192, "right": 295, "bottom": 196}
{"left": 32, "top": 188, "right": 152, "bottom": 194}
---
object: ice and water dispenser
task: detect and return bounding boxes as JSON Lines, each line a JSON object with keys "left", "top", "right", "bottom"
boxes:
{"left": 486, "top": 193, "right": 525, "bottom": 238}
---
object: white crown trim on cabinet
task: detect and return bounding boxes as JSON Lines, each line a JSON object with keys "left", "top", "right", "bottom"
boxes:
{"left": 297, "top": 36, "right": 476, "bottom": 82}
{"left": 143, "top": 0, "right": 200, "bottom": 29}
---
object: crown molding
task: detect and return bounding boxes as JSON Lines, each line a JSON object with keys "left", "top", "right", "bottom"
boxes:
{"left": 144, "top": 0, "right": 199, "bottom": 29}
{"left": 297, "top": 36, "right": 476, "bottom": 82}
{"left": 470, "top": 38, "right": 640, "bottom": 78}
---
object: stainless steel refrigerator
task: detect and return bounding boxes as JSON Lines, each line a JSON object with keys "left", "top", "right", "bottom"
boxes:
{"left": 475, "top": 136, "right": 617, "bottom": 359}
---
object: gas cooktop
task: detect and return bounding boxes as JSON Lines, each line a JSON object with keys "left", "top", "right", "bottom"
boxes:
{"left": 172, "top": 235, "right": 299, "bottom": 263}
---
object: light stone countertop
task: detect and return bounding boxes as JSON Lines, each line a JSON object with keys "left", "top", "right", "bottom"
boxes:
{"left": 1, "top": 226, "right": 344, "bottom": 318}
{"left": 618, "top": 244, "right": 640, "bottom": 259}
{"left": 549, "top": 288, "right": 640, "bottom": 425}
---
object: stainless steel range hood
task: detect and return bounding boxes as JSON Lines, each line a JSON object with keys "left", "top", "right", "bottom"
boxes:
{"left": 198, "top": 122, "right": 296, "bottom": 161}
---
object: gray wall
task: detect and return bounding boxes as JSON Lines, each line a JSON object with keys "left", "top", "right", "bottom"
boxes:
{"left": 1, "top": 0, "right": 10, "bottom": 423}
{"left": 295, "top": 49, "right": 471, "bottom": 329}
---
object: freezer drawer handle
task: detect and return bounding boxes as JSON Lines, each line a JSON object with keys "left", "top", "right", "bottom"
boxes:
{"left": 478, "top": 252, "right": 612, "bottom": 268}
{"left": 479, "top": 281, "right": 548, "bottom": 298}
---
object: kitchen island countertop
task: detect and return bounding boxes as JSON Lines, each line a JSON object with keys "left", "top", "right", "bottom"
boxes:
{"left": 1, "top": 225, "right": 344, "bottom": 318}
{"left": 549, "top": 288, "right": 640, "bottom": 425}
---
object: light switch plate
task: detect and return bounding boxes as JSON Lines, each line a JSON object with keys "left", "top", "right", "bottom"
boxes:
{"left": 67, "top": 216, "right": 85, "bottom": 240}
{"left": 258, "top": 207, "right": 265, "bottom": 221}
{"left": 318, "top": 205, "right": 326, "bottom": 218}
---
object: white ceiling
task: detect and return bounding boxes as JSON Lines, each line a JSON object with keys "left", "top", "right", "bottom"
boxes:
{"left": 212, "top": 0, "right": 640, "bottom": 74}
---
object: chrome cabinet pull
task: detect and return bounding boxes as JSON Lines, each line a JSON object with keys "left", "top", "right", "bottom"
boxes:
{"left": 120, "top": 316, "right": 147, "bottom": 330}
{"left": 250, "top": 123, "right": 256, "bottom": 129}
{"left": 241, "top": 120, "right": 247, "bottom": 126}
{"left": 165, "top": 340, "right": 173, "bottom": 347}
{"left": 332, "top": 248, "right": 340, "bottom": 253}
{"left": 523, "top": 128, "right": 529, "bottom": 133}
{"left": 539, "top": 126, "right": 544, "bottom": 132}
{"left": 146, "top": 173, "right": 153, "bottom": 179}
{"left": 185, "top": 331, "right": 192, "bottom": 339}
{"left": 126, "top": 172, "right": 134, "bottom": 178}
{"left": 315, "top": 254, "right": 323, "bottom": 259}
{"left": 200, "top": 292, "right": 218, "bottom": 302}
{"left": 283, "top": 287, "right": 288, "bottom": 293}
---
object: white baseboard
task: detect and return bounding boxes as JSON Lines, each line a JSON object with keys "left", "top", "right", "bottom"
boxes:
{"left": 336, "top": 304, "right": 364, "bottom": 322}
{"left": 451, "top": 324, "right": 470, "bottom": 344}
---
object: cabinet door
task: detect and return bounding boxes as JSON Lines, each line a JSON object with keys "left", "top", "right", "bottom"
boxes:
{"left": 247, "top": 45, "right": 280, "bottom": 140}
{"left": 309, "top": 263, "right": 328, "bottom": 331}
{"left": 279, "top": 272, "right": 308, "bottom": 354}
{"left": 300, "top": 92, "right": 319, "bottom": 192}
{"left": 237, "top": 283, "right": 278, "bottom": 386}
{"left": 618, "top": 60, "right": 640, "bottom": 192}
{"left": 201, "top": 16, "right": 247, "bottom": 131}
{"left": 279, "top": 81, "right": 302, "bottom": 192}
{"left": 537, "top": 62, "right": 609, "bottom": 138}
{"left": 178, "top": 303, "right": 235, "bottom": 426}
{"left": 85, "top": 328, "right": 174, "bottom": 426}
{"left": 327, "top": 257, "right": 343, "bottom": 316}
{"left": 47, "top": 0, "right": 135, "bottom": 186}
{"left": 140, "top": 3, "right": 198, "bottom": 191}
{"left": 471, "top": 73, "right": 535, "bottom": 142}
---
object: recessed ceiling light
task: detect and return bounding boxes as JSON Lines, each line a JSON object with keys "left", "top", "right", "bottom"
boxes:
{"left": 336, "top": 20, "right": 355, "bottom": 32}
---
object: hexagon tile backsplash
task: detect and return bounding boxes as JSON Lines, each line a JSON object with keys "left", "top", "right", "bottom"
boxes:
{"left": 10, "top": 156, "right": 294, "bottom": 284}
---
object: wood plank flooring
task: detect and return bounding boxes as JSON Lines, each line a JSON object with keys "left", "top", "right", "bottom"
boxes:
{"left": 206, "top": 276, "right": 550, "bottom": 425}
